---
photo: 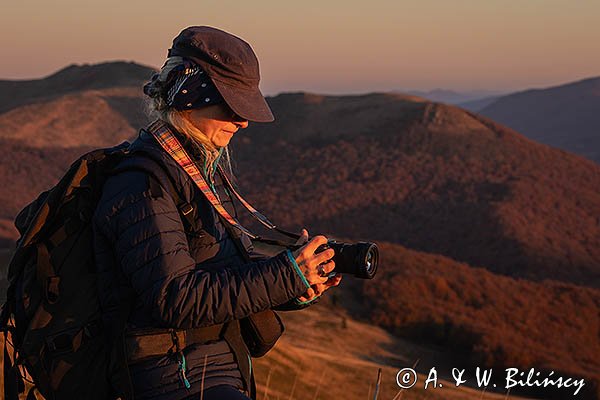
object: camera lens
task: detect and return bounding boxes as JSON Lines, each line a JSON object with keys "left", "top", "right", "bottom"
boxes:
{"left": 356, "top": 243, "right": 378, "bottom": 279}
{"left": 329, "top": 241, "right": 378, "bottom": 279}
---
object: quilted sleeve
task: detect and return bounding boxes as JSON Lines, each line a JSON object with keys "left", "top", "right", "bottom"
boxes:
{"left": 93, "top": 170, "right": 310, "bottom": 329}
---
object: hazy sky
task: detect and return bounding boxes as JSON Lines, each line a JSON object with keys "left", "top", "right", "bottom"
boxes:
{"left": 2, "top": 0, "right": 599, "bottom": 95}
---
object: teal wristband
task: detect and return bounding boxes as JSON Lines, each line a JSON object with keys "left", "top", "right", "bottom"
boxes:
{"left": 285, "top": 249, "right": 310, "bottom": 290}
{"left": 293, "top": 295, "right": 321, "bottom": 306}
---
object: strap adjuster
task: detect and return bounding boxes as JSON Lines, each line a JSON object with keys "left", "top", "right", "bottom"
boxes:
{"left": 46, "top": 321, "right": 101, "bottom": 355}
{"left": 179, "top": 203, "right": 194, "bottom": 216}
{"left": 46, "top": 332, "right": 74, "bottom": 354}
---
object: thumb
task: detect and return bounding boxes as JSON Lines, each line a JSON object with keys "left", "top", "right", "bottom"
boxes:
{"left": 295, "top": 228, "right": 309, "bottom": 246}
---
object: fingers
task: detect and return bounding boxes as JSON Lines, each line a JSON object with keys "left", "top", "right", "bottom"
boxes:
{"left": 303, "top": 235, "right": 328, "bottom": 255}
{"left": 319, "top": 260, "right": 336, "bottom": 276}
{"left": 298, "top": 274, "right": 342, "bottom": 303}
{"left": 292, "top": 234, "right": 325, "bottom": 260}
{"left": 298, "top": 287, "right": 317, "bottom": 302}
{"left": 307, "top": 273, "right": 330, "bottom": 286}
{"left": 298, "top": 260, "right": 329, "bottom": 286}
{"left": 312, "top": 274, "right": 343, "bottom": 296}
{"left": 328, "top": 274, "right": 342, "bottom": 287}
{"left": 291, "top": 234, "right": 335, "bottom": 286}
{"left": 304, "top": 287, "right": 316, "bottom": 300}
{"left": 313, "top": 248, "right": 335, "bottom": 266}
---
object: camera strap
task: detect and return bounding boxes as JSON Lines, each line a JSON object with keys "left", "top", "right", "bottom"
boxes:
{"left": 147, "top": 120, "right": 258, "bottom": 238}
{"left": 216, "top": 166, "right": 301, "bottom": 241}
{"left": 146, "top": 120, "right": 299, "bottom": 242}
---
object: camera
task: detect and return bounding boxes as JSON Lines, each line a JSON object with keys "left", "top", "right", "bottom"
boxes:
{"left": 252, "top": 237, "right": 379, "bottom": 280}
{"left": 288, "top": 240, "right": 379, "bottom": 279}
{"left": 318, "top": 240, "right": 378, "bottom": 279}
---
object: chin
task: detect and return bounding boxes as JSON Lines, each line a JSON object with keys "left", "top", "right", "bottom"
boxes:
{"left": 215, "top": 134, "right": 234, "bottom": 147}
{"left": 214, "top": 140, "right": 231, "bottom": 148}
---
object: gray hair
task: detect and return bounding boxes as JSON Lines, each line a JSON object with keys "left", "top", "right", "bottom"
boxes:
{"left": 144, "top": 57, "right": 234, "bottom": 178}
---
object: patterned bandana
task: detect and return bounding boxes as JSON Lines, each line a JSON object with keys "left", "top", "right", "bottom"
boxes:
{"left": 144, "top": 58, "right": 225, "bottom": 110}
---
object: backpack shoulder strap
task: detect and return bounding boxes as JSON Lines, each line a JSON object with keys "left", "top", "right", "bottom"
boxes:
{"left": 107, "top": 150, "right": 196, "bottom": 229}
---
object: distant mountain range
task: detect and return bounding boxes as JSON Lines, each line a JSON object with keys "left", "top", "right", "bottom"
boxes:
{"left": 403, "top": 80, "right": 600, "bottom": 164}
{"left": 402, "top": 89, "right": 504, "bottom": 105}
{"left": 457, "top": 95, "right": 502, "bottom": 112}
{"left": 475, "top": 77, "right": 600, "bottom": 163}
{"left": 0, "top": 61, "right": 598, "bottom": 399}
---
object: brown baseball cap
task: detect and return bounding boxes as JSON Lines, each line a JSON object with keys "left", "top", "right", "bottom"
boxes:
{"left": 167, "top": 26, "right": 274, "bottom": 123}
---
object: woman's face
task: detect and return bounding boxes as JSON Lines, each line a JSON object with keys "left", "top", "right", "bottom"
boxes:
{"left": 187, "top": 103, "right": 249, "bottom": 148}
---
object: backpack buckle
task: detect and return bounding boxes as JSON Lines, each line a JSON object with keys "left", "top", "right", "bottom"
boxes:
{"left": 46, "top": 321, "right": 102, "bottom": 355}
{"left": 46, "top": 330, "right": 75, "bottom": 354}
{"left": 83, "top": 320, "right": 102, "bottom": 339}
{"left": 45, "top": 276, "right": 60, "bottom": 305}
{"left": 180, "top": 203, "right": 194, "bottom": 216}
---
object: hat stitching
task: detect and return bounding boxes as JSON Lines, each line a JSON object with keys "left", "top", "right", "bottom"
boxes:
{"left": 210, "top": 75, "right": 259, "bottom": 90}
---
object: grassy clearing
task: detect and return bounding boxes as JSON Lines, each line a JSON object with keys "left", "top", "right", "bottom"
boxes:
{"left": 253, "top": 305, "right": 533, "bottom": 400}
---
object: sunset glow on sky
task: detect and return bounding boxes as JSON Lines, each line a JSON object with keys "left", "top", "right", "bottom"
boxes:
{"left": 2, "top": 0, "right": 599, "bottom": 94}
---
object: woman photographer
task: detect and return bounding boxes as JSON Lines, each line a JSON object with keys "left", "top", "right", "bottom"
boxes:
{"left": 92, "top": 26, "right": 342, "bottom": 400}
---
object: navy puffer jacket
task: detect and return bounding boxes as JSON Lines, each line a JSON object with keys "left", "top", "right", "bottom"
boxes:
{"left": 92, "top": 128, "right": 310, "bottom": 399}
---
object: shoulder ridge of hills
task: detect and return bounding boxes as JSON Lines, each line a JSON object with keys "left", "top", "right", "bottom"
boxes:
{"left": 0, "top": 60, "right": 157, "bottom": 84}
{"left": 483, "top": 75, "right": 600, "bottom": 105}
{"left": 0, "top": 61, "right": 157, "bottom": 114}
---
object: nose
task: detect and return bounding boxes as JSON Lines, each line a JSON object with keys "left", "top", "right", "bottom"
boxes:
{"left": 235, "top": 120, "right": 249, "bottom": 129}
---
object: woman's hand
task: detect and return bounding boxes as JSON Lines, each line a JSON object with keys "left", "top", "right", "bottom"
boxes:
{"left": 292, "top": 229, "right": 343, "bottom": 302}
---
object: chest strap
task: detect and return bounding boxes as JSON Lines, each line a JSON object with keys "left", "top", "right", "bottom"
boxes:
{"left": 125, "top": 324, "right": 224, "bottom": 364}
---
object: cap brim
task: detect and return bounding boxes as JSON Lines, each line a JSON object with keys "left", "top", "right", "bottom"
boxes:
{"left": 212, "top": 80, "right": 274, "bottom": 123}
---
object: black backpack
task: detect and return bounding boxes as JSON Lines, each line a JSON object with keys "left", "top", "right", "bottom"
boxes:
{"left": 0, "top": 142, "right": 168, "bottom": 400}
